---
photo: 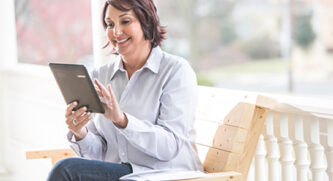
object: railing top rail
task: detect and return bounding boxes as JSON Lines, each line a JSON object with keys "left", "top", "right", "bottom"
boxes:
{"left": 256, "top": 93, "right": 333, "bottom": 120}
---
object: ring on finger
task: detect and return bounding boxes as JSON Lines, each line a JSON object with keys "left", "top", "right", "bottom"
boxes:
{"left": 72, "top": 119, "right": 78, "bottom": 126}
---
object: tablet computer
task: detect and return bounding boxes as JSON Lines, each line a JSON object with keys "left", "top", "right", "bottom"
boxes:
{"left": 49, "top": 63, "right": 105, "bottom": 113}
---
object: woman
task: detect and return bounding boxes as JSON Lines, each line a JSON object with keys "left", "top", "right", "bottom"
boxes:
{"left": 47, "top": 0, "right": 202, "bottom": 180}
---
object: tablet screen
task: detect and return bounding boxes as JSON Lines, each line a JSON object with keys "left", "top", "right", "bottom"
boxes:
{"left": 49, "top": 63, "right": 105, "bottom": 113}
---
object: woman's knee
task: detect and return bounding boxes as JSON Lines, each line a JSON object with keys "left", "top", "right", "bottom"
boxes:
{"left": 47, "top": 157, "right": 83, "bottom": 181}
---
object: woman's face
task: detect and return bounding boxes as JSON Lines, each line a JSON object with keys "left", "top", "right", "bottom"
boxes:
{"left": 104, "top": 5, "right": 149, "bottom": 56}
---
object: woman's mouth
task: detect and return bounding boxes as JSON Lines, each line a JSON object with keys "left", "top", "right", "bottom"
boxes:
{"left": 116, "top": 37, "right": 131, "bottom": 47}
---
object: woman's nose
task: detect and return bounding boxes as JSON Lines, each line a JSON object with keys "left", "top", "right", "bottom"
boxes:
{"left": 113, "top": 25, "right": 122, "bottom": 37}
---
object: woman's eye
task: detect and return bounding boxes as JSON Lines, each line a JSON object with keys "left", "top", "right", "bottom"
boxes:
{"left": 106, "top": 23, "right": 114, "bottom": 28}
{"left": 122, "top": 20, "right": 130, "bottom": 24}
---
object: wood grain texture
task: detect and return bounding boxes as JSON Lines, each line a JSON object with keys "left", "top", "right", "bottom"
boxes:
{"left": 203, "top": 147, "right": 240, "bottom": 173}
{"left": 203, "top": 103, "right": 266, "bottom": 181}
{"left": 212, "top": 125, "right": 248, "bottom": 153}
{"left": 233, "top": 106, "right": 265, "bottom": 179}
{"left": 224, "top": 103, "right": 256, "bottom": 129}
{"left": 26, "top": 148, "right": 76, "bottom": 164}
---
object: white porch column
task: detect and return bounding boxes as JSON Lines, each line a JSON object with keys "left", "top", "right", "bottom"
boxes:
{"left": 255, "top": 134, "right": 266, "bottom": 181}
{"left": 90, "top": 0, "right": 111, "bottom": 67}
{"left": 0, "top": 0, "right": 18, "bottom": 175}
{"left": 289, "top": 115, "right": 309, "bottom": 181}
{"left": 304, "top": 116, "right": 325, "bottom": 181}
{"left": 275, "top": 113, "right": 294, "bottom": 181}
{"left": 323, "top": 119, "right": 333, "bottom": 181}
{"left": 0, "top": 0, "right": 17, "bottom": 68}
{"left": 264, "top": 110, "right": 280, "bottom": 181}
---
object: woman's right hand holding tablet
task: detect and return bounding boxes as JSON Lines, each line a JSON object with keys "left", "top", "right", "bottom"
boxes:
{"left": 65, "top": 101, "right": 91, "bottom": 141}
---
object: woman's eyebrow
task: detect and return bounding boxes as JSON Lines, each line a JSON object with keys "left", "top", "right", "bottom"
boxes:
{"left": 105, "top": 13, "right": 130, "bottom": 21}
{"left": 119, "top": 13, "right": 130, "bottom": 18}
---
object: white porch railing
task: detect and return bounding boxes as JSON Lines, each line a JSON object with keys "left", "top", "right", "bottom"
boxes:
{"left": 252, "top": 94, "right": 333, "bottom": 181}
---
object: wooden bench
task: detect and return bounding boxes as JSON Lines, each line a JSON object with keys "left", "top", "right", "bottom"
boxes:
{"left": 26, "top": 86, "right": 266, "bottom": 181}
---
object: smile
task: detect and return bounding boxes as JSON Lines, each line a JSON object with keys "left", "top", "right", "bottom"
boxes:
{"left": 116, "top": 37, "right": 131, "bottom": 46}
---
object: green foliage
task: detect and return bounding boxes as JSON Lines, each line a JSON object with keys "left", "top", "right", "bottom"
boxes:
{"left": 196, "top": 74, "right": 215, "bottom": 86}
{"left": 293, "top": 15, "right": 316, "bottom": 50}
{"left": 220, "top": 22, "right": 237, "bottom": 45}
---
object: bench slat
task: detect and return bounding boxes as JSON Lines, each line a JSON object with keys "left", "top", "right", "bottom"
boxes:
{"left": 203, "top": 102, "right": 266, "bottom": 181}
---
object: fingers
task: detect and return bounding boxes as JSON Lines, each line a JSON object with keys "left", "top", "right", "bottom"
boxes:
{"left": 95, "top": 82, "right": 117, "bottom": 108}
{"left": 94, "top": 79, "right": 111, "bottom": 100}
{"left": 66, "top": 106, "right": 91, "bottom": 136}
{"left": 64, "top": 102, "right": 91, "bottom": 139}
{"left": 94, "top": 79, "right": 116, "bottom": 101}
{"left": 75, "top": 112, "right": 91, "bottom": 128}
{"left": 65, "top": 101, "right": 78, "bottom": 117}
{"left": 65, "top": 106, "right": 87, "bottom": 125}
{"left": 68, "top": 112, "right": 91, "bottom": 131}
{"left": 107, "top": 84, "right": 116, "bottom": 100}
{"left": 95, "top": 85, "right": 103, "bottom": 98}
{"left": 74, "top": 106, "right": 87, "bottom": 118}
{"left": 94, "top": 82, "right": 107, "bottom": 104}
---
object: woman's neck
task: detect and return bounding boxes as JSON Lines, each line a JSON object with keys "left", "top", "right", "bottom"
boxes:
{"left": 122, "top": 42, "right": 152, "bottom": 79}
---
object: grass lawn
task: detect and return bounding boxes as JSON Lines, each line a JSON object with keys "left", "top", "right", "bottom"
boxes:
{"left": 197, "top": 58, "right": 287, "bottom": 86}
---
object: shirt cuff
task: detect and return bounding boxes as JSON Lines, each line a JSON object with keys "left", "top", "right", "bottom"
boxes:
{"left": 67, "top": 130, "right": 96, "bottom": 157}
{"left": 118, "top": 112, "right": 146, "bottom": 138}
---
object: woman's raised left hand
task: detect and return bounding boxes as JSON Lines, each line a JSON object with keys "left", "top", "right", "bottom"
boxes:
{"left": 94, "top": 79, "right": 128, "bottom": 128}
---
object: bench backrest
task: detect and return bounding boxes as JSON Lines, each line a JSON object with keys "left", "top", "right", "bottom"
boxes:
{"left": 195, "top": 86, "right": 266, "bottom": 180}
{"left": 26, "top": 86, "right": 266, "bottom": 181}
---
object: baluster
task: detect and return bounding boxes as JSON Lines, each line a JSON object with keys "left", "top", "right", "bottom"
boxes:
{"left": 304, "top": 116, "right": 325, "bottom": 181}
{"left": 275, "top": 113, "right": 294, "bottom": 181}
{"left": 264, "top": 110, "right": 280, "bottom": 181}
{"left": 255, "top": 134, "right": 266, "bottom": 181}
{"left": 288, "top": 115, "right": 309, "bottom": 181}
{"left": 324, "top": 119, "right": 333, "bottom": 181}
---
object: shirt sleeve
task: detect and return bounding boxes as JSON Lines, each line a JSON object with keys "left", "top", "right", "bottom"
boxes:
{"left": 118, "top": 60, "right": 198, "bottom": 161}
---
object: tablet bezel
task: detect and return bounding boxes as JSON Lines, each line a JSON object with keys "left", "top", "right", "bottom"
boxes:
{"left": 49, "top": 63, "right": 105, "bottom": 113}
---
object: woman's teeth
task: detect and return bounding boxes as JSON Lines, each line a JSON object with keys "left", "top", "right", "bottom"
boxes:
{"left": 118, "top": 38, "right": 130, "bottom": 43}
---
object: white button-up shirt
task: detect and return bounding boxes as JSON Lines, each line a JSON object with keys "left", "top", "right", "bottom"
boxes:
{"left": 68, "top": 46, "right": 203, "bottom": 172}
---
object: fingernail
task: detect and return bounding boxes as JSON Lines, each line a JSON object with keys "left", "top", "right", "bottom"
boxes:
{"left": 73, "top": 101, "right": 77, "bottom": 105}
{"left": 83, "top": 107, "right": 87, "bottom": 111}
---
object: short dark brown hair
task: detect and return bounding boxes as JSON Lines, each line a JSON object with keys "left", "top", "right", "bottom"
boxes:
{"left": 102, "top": 0, "right": 167, "bottom": 48}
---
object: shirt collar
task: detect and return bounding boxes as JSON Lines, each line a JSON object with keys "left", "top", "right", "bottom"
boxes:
{"left": 110, "top": 46, "right": 163, "bottom": 80}
{"left": 110, "top": 55, "right": 124, "bottom": 80}
{"left": 142, "top": 46, "right": 162, "bottom": 74}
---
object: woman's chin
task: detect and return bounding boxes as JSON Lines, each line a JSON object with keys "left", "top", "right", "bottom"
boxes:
{"left": 118, "top": 47, "right": 132, "bottom": 56}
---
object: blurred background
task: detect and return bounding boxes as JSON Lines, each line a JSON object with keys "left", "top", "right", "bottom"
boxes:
{"left": 14, "top": 0, "right": 333, "bottom": 98}
{"left": 0, "top": 0, "right": 332, "bottom": 180}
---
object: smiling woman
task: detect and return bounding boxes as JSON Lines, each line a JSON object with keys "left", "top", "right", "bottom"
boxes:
{"left": 102, "top": 0, "right": 166, "bottom": 48}
{"left": 46, "top": 0, "right": 202, "bottom": 181}
{"left": 101, "top": 0, "right": 167, "bottom": 78}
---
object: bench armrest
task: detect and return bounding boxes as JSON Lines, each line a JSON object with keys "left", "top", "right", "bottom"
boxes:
{"left": 26, "top": 149, "right": 75, "bottom": 165}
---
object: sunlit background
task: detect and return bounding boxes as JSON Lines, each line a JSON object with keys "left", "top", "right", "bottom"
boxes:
{"left": 0, "top": 0, "right": 332, "bottom": 180}
{"left": 14, "top": 0, "right": 333, "bottom": 98}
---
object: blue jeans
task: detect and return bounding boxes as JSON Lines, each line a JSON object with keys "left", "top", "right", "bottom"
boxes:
{"left": 47, "top": 157, "right": 133, "bottom": 181}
